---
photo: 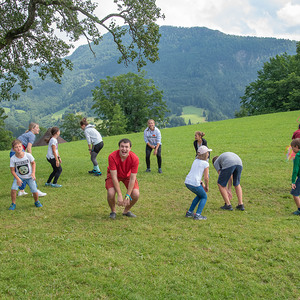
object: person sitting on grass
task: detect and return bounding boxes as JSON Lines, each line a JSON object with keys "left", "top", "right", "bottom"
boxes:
{"left": 9, "top": 139, "right": 43, "bottom": 210}
{"left": 290, "top": 138, "right": 300, "bottom": 215}
{"left": 212, "top": 152, "right": 244, "bottom": 211}
{"left": 80, "top": 118, "right": 104, "bottom": 176}
{"left": 45, "top": 127, "right": 62, "bottom": 188}
{"left": 185, "top": 145, "right": 212, "bottom": 220}
{"left": 106, "top": 138, "right": 139, "bottom": 219}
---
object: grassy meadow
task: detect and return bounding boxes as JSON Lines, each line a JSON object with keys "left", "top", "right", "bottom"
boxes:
{"left": 0, "top": 110, "right": 299, "bottom": 299}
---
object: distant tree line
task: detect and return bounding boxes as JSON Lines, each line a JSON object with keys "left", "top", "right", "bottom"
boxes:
{"left": 236, "top": 42, "right": 300, "bottom": 117}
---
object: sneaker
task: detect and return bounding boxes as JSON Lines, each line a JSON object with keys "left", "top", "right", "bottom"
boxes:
{"left": 122, "top": 211, "right": 137, "bottom": 218}
{"left": 34, "top": 201, "right": 43, "bottom": 208}
{"left": 220, "top": 204, "right": 233, "bottom": 211}
{"left": 109, "top": 212, "right": 116, "bottom": 219}
{"left": 37, "top": 190, "right": 47, "bottom": 197}
{"left": 194, "top": 214, "right": 207, "bottom": 220}
{"left": 88, "top": 170, "right": 96, "bottom": 174}
{"left": 51, "top": 183, "right": 62, "bottom": 188}
{"left": 93, "top": 171, "right": 102, "bottom": 176}
{"left": 292, "top": 210, "right": 300, "bottom": 215}
{"left": 18, "top": 190, "right": 28, "bottom": 196}
{"left": 185, "top": 211, "right": 194, "bottom": 218}
{"left": 9, "top": 203, "right": 16, "bottom": 210}
{"left": 45, "top": 183, "right": 51, "bottom": 186}
{"left": 236, "top": 204, "right": 245, "bottom": 211}
{"left": 158, "top": 168, "right": 162, "bottom": 173}
{"left": 146, "top": 168, "right": 151, "bottom": 172}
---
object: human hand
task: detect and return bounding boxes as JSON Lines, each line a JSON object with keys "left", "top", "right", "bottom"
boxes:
{"left": 117, "top": 195, "right": 124, "bottom": 206}
{"left": 123, "top": 194, "right": 132, "bottom": 207}
{"left": 17, "top": 178, "right": 23, "bottom": 187}
{"left": 31, "top": 173, "right": 36, "bottom": 181}
{"left": 56, "top": 160, "right": 60, "bottom": 167}
{"left": 292, "top": 183, "right": 296, "bottom": 190}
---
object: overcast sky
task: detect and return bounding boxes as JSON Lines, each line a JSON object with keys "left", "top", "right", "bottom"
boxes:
{"left": 70, "top": 0, "right": 300, "bottom": 50}
{"left": 96, "top": 0, "right": 300, "bottom": 39}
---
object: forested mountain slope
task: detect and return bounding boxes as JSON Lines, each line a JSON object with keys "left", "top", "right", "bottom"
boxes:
{"left": 3, "top": 26, "right": 297, "bottom": 130}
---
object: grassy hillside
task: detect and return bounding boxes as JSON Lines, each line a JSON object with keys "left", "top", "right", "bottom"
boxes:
{"left": 0, "top": 111, "right": 299, "bottom": 299}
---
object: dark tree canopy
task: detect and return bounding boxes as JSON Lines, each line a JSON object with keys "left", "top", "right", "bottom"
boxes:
{"left": 0, "top": 0, "right": 164, "bottom": 101}
{"left": 236, "top": 42, "right": 300, "bottom": 117}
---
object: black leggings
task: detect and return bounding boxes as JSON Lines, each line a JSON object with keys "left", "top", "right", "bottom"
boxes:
{"left": 146, "top": 144, "right": 162, "bottom": 169}
{"left": 47, "top": 158, "right": 62, "bottom": 184}
{"left": 91, "top": 141, "right": 104, "bottom": 166}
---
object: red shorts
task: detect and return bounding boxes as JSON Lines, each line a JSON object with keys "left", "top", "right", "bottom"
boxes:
{"left": 105, "top": 174, "right": 139, "bottom": 190}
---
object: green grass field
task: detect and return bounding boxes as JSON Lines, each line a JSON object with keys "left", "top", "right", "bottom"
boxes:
{"left": 0, "top": 110, "right": 299, "bottom": 299}
{"left": 181, "top": 106, "right": 206, "bottom": 124}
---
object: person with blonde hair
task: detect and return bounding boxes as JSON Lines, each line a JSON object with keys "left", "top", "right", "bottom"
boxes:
{"left": 144, "top": 119, "right": 162, "bottom": 173}
{"left": 10, "top": 122, "right": 47, "bottom": 197}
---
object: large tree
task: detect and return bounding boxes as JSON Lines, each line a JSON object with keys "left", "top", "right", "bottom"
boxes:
{"left": 0, "top": 0, "right": 164, "bottom": 101}
{"left": 0, "top": 107, "right": 13, "bottom": 150}
{"left": 92, "top": 72, "right": 168, "bottom": 134}
{"left": 236, "top": 42, "right": 300, "bottom": 117}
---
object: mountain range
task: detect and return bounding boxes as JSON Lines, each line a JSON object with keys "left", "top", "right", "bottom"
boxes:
{"left": 2, "top": 26, "right": 297, "bottom": 131}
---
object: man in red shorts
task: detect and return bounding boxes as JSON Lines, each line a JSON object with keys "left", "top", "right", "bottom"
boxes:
{"left": 105, "top": 138, "right": 139, "bottom": 219}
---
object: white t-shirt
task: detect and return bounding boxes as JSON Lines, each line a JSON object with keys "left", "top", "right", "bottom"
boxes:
{"left": 184, "top": 159, "right": 209, "bottom": 187}
{"left": 10, "top": 152, "right": 34, "bottom": 179}
{"left": 46, "top": 137, "right": 58, "bottom": 159}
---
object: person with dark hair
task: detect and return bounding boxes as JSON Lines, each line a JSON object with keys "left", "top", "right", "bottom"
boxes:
{"left": 45, "top": 127, "right": 62, "bottom": 187}
{"left": 80, "top": 118, "right": 104, "bottom": 176}
{"left": 212, "top": 152, "right": 244, "bottom": 211}
{"left": 105, "top": 138, "right": 139, "bottom": 219}
{"left": 144, "top": 119, "right": 162, "bottom": 173}
{"left": 292, "top": 124, "right": 300, "bottom": 139}
{"left": 290, "top": 138, "right": 300, "bottom": 215}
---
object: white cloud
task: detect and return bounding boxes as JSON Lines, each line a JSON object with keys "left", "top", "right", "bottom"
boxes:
{"left": 277, "top": 2, "right": 300, "bottom": 26}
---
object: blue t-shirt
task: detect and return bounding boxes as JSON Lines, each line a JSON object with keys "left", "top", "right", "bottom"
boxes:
{"left": 18, "top": 131, "right": 36, "bottom": 148}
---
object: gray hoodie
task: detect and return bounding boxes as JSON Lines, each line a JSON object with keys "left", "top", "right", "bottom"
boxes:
{"left": 84, "top": 124, "right": 102, "bottom": 145}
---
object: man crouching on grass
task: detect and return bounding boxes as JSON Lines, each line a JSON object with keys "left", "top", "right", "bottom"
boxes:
{"left": 105, "top": 138, "right": 139, "bottom": 219}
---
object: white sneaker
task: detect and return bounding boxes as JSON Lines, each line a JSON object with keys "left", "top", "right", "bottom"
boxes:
{"left": 37, "top": 189, "right": 47, "bottom": 197}
{"left": 18, "top": 190, "right": 28, "bottom": 196}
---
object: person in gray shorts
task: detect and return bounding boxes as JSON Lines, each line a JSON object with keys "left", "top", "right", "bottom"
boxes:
{"left": 212, "top": 152, "right": 244, "bottom": 211}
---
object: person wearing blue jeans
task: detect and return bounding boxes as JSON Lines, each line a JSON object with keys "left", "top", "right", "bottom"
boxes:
{"left": 184, "top": 145, "right": 212, "bottom": 220}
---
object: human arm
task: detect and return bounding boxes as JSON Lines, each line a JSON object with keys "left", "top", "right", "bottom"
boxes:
{"left": 203, "top": 167, "right": 209, "bottom": 192}
{"left": 52, "top": 144, "right": 60, "bottom": 167}
{"left": 10, "top": 167, "right": 23, "bottom": 187}
{"left": 123, "top": 173, "right": 137, "bottom": 206}
{"left": 26, "top": 142, "right": 32, "bottom": 153}
{"left": 31, "top": 161, "right": 36, "bottom": 181}
{"left": 110, "top": 170, "right": 124, "bottom": 206}
{"left": 292, "top": 155, "right": 300, "bottom": 184}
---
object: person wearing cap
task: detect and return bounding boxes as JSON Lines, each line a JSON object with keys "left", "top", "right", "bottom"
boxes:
{"left": 212, "top": 152, "right": 244, "bottom": 211}
{"left": 184, "top": 145, "right": 212, "bottom": 220}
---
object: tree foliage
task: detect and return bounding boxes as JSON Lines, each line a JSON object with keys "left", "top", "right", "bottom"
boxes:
{"left": 0, "top": 107, "right": 13, "bottom": 150}
{"left": 236, "top": 42, "right": 300, "bottom": 117}
{"left": 92, "top": 72, "right": 168, "bottom": 134}
{"left": 60, "top": 113, "right": 84, "bottom": 141}
{"left": 0, "top": 0, "right": 164, "bottom": 101}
